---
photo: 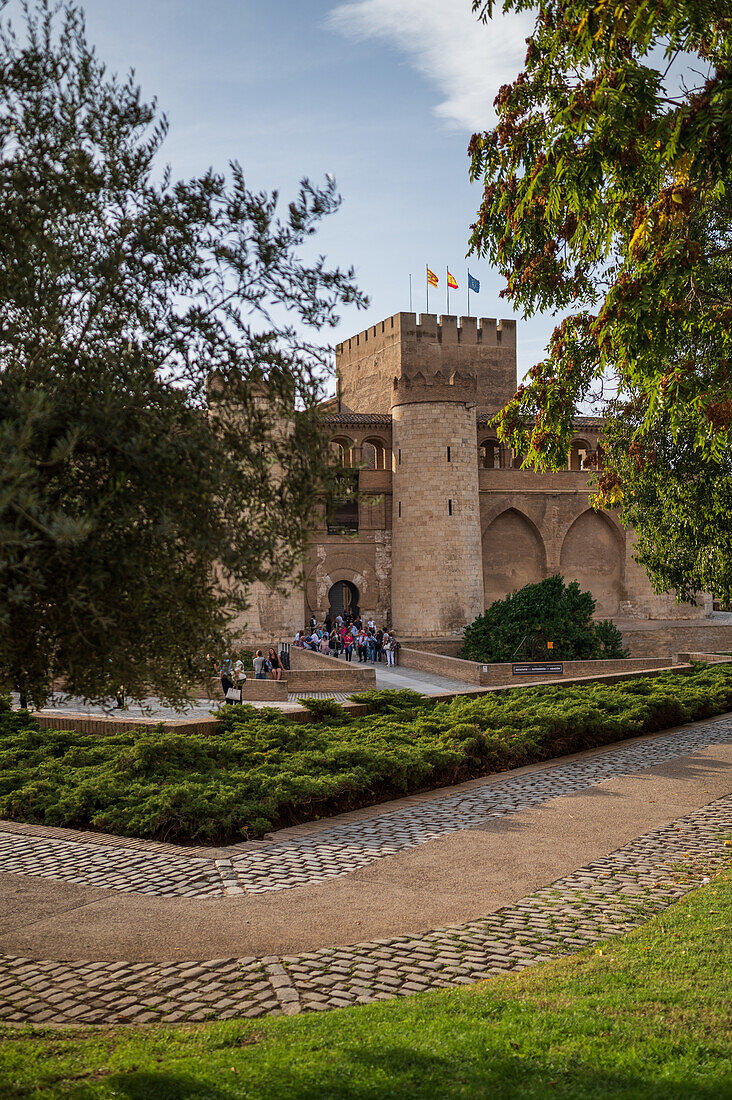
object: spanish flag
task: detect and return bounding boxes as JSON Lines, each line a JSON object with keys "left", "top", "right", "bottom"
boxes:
{"left": 427, "top": 267, "right": 439, "bottom": 287}
{"left": 447, "top": 270, "right": 458, "bottom": 290}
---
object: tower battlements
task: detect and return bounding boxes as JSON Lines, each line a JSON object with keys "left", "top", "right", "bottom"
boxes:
{"left": 335, "top": 312, "right": 515, "bottom": 362}
{"left": 391, "top": 368, "right": 478, "bottom": 406}
{"left": 336, "top": 310, "right": 518, "bottom": 417}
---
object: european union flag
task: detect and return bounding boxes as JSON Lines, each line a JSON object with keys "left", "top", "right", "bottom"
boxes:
{"left": 467, "top": 272, "right": 480, "bottom": 293}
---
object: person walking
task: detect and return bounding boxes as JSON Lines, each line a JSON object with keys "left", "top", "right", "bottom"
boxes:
{"left": 343, "top": 628, "right": 354, "bottom": 662}
{"left": 329, "top": 628, "right": 340, "bottom": 657}
{"left": 267, "top": 648, "right": 282, "bottom": 681}
{"left": 253, "top": 650, "right": 268, "bottom": 679}
{"left": 384, "top": 633, "right": 396, "bottom": 666}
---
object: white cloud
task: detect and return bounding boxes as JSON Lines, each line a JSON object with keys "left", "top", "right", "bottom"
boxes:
{"left": 326, "top": 0, "right": 534, "bottom": 131}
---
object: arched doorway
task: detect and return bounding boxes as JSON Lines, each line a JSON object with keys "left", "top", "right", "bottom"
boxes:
{"left": 328, "top": 580, "right": 360, "bottom": 620}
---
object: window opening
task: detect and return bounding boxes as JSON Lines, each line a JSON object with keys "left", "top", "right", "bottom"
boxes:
{"left": 327, "top": 468, "right": 359, "bottom": 534}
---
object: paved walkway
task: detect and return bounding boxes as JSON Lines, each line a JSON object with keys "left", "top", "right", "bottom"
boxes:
{"left": 0, "top": 715, "right": 730, "bottom": 1025}
{"left": 13, "top": 663, "right": 469, "bottom": 721}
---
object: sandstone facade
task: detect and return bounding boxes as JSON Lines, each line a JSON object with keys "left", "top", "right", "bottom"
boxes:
{"left": 236, "top": 311, "right": 710, "bottom": 642}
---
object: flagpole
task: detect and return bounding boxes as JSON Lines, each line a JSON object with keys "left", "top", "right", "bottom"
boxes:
{"left": 446, "top": 266, "right": 449, "bottom": 315}
{"left": 409, "top": 273, "right": 412, "bottom": 312}
{"left": 467, "top": 269, "right": 470, "bottom": 316}
{"left": 425, "top": 264, "right": 429, "bottom": 313}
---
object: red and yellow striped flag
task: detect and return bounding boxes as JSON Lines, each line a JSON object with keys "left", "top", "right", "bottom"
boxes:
{"left": 447, "top": 270, "right": 458, "bottom": 290}
{"left": 427, "top": 267, "right": 439, "bottom": 287}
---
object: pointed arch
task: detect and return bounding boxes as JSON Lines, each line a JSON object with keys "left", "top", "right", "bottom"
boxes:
{"left": 560, "top": 509, "right": 623, "bottom": 616}
{"left": 483, "top": 507, "right": 547, "bottom": 607}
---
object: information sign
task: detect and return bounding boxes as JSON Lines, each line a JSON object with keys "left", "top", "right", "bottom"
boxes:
{"left": 512, "top": 662, "right": 564, "bottom": 676}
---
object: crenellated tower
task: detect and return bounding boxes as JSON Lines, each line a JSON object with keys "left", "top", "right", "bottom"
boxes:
{"left": 333, "top": 311, "right": 517, "bottom": 637}
{"left": 389, "top": 345, "right": 485, "bottom": 637}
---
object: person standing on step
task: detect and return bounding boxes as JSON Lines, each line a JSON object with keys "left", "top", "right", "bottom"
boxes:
{"left": 253, "top": 650, "right": 268, "bottom": 679}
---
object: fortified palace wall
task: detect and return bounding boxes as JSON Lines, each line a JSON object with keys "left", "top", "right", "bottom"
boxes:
{"left": 232, "top": 311, "right": 711, "bottom": 646}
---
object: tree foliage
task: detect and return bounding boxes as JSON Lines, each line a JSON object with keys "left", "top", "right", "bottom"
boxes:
{"left": 0, "top": 1, "right": 366, "bottom": 707}
{"left": 603, "top": 410, "right": 732, "bottom": 603}
{"left": 468, "top": 0, "right": 732, "bottom": 595}
{"left": 460, "top": 575, "right": 628, "bottom": 663}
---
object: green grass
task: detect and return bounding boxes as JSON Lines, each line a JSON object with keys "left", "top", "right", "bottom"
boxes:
{"left": 2, "top": 867, "right": 731, "bottom": 1099}
{"left": 2, "top": 664, "right": 732, "bottom": 844}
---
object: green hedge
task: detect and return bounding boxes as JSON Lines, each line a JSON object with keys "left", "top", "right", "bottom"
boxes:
{"left": 1, "top": 666, "right": 731, "bottom": 844}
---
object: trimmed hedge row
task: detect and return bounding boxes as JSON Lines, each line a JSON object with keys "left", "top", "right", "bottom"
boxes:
{"left": 1, "top": 665, "right": 731, "bottom": 844}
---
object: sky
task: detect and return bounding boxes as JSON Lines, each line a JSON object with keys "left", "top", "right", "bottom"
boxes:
{"left": 11, "top": 0, "right": 554, "bottom": 390}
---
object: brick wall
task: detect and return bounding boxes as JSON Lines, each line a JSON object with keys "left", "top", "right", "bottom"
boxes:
{"left": 621, "top": 623, "right": 732, "bottom": 656}
{"left": 287, "top": 646, "right": 376, "bottom": 689}
{"left": 399, "top": 646, "right": 674, "bottom": 686}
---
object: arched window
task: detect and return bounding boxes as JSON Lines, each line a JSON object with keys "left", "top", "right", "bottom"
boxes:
{"left": 331, "top": 436, "right": 355, "bottom": 468}
{"left": 361, "top": 437, "right": 390, "bottom": 470}
{"left": 569, "top": 439, "right": 591, "bottom": 471}
{"left": 479, "top": 438, "right": 501, "bottom": 469}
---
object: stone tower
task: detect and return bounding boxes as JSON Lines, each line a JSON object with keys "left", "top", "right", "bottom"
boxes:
{"left": 390, "top": 364, "right": 484, "bottom": 636}
{"left": 334, "top": 311, "right": 517, "bottom": 638}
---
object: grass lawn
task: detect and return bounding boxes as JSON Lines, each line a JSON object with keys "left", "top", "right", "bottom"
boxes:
{"left": 1, "top": 867, "right": 731, "bottom": 1099}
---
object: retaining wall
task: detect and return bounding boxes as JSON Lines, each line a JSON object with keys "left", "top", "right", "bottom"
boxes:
{"left": 398, "top": 647, "right": 673, "bottom": 687}
{"left": 620, "top": 623, "right": 732, "bottom": 657}
{"left": 288, "top": 646, "right": 376, "bottom": 688}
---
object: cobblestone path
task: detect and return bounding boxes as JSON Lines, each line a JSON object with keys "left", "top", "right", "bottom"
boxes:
{"left": 1, "top": 718, "right": 730, "bottom": 897}
{"left": 0, "top": 795, "right": 729, "bottom": 1025}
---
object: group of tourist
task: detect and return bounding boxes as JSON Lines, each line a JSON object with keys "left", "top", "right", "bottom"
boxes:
{"left": 213, "top": 647, "right": 283, "bottom": 702}
{"left": 213, "top": 612, "right": 398, "bottom": 703}
{"left": 294, "top": 614, "right": 399, "bottom": 666}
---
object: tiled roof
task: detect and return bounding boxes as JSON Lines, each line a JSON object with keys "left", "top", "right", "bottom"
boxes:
{"left": 325, "top": 411, "right": 604, "bottom": 430}
{"left": 323, "top": 413, "right": 392, "bottom": 426}
{"left": 477, "top": 413, "right": 604, "bottom": 429}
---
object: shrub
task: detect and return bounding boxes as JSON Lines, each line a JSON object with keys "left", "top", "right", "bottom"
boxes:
{"left": 297, "top": 697, "right": 347, "bottom": 722}
{"left": 460, "top": 574, "right": 629, "bottom": 662}
{"left": 1, "top": 664, "right": 730, "bottom": 844}
{"left": 347, "top": 689, "right": 429, "bottom": 716}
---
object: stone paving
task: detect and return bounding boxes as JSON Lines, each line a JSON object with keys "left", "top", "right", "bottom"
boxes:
{"left": 1, "top": 717, "right": 730, "bottom": 897}
{"left": 0, "top": 795, "right": 729, "bottom": 1025}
